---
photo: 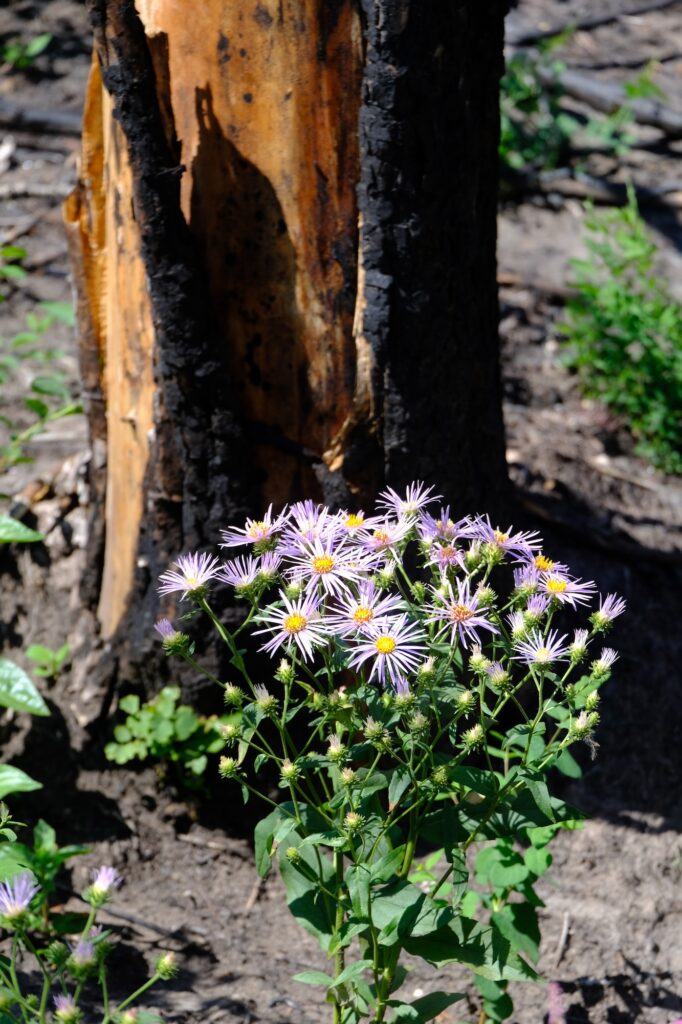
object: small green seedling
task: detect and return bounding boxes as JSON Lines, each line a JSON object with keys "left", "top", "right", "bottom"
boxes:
{"left": 25, "top": 643, "right": 70, "bottom": 682}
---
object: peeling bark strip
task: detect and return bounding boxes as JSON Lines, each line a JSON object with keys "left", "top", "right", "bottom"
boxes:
{"left": 356, "top": 0, "right": 509, "bottom": 509}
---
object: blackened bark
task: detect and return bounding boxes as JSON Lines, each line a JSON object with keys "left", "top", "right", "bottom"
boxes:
{"left": 357, "top": 0, "right": 509, "bottom": 513}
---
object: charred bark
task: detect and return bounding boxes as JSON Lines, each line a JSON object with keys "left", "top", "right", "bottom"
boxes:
{"left": 67, "top": 0, "right": 509, "bottom": 676}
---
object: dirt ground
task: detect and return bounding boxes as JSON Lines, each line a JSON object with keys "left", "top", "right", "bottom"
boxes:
{"left": 1, "top": 1, "right": 682, "bottom": 1022}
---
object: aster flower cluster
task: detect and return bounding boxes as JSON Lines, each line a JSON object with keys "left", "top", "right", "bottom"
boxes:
{"left": 0, "top": 864, "right": 176, "bottom": 1024}
{"left": 156, "top": 484, "right": 625, "bottom": 1024}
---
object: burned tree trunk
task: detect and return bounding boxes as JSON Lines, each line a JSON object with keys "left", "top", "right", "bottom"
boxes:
{"left": 65, "top": 0, "right": 509, "bottom": 670}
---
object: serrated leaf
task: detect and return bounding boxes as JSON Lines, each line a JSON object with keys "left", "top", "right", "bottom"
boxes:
{"left": 0, "top": 660, "right": 48, "bottom": 716}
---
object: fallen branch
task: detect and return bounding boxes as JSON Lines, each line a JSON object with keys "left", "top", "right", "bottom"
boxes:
{"left": 506, "top": 0, "right": 682, "bottom": 46}
{"left": 554, "top": 911, "right": 572, "bottom": 967}
{"left": 537, "top": 66, "right": 682, "bottom": 138}
{"left": 506, "top": 168, "right": 682, "bottom": 208}
{"left": 0, "top": 98, "right": 82, "bottom": 137}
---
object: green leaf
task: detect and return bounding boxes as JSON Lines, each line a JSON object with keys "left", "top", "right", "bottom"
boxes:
{"left": 0, "top": 660, "right": 48, "bottom": 716}
{"left": 278, "top": 839, "right": 335, "bottom": 949}
{"left": 0, "top": 844, "right": 31, "bottom": 880}
{"left": 331, "top": 959, "right": 373, "bottom": 989}
{"left": 118, "top": 694, "right": 140, "bottom": 715}
{"left": 0, "top": 765, "right": 42, "bottom": 800}
{"left": 491, "top": 904, "right": 541, "bottom": 963}
{"left": 253, "top": 807, "right": 295, "bottom": 878}
{"left": 50, "top": 911, "right": 89, "bottom": 935}
{"left": 403, "top": 916, "right": 538, "bottom": 982}
{"left": 33, "top": 819, "right": 56, "bottom": 852}
{"left": 555, "top": 748, "right": 582, "bottom": 778}
{"left": 371, "top": 881, "right": 454, "bottom": 944}
{"left": 292, "top": 970, "right": 333, "bottom": 987}
{"left": 388, "top": 991, "right": 464, "bottom": 1022}
{"left": 388, "top": 767, "right": 412, "bottom": 809}
{"left": 0, "top": 516, "right": 42, "bottom": 544}
{"left": 25, "top": 645, "right": 55, "bottom": 665}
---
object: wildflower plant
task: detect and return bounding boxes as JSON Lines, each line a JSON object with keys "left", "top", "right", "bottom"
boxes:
{"left": 156, "top": 485, "right": 624, "bottom": 1023}
{"left": 0, "top": 864, "right": 175, "bottom": 1023}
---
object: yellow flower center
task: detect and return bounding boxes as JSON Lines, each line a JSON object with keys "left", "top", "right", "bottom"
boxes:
{"left": 247, "top": 520, "right": 269, "bottom": 539}
{"left": 284, "top": 613, "right": 307, "bottom": 634}
{"left": 345, "top": 513, "right": 364, "bottom": 529}
{"left": 535, "top": 555, "right": 555, "bottom": 571}
{"left": 546, "top": 578, "right": 567, "bottom": 594}
{"left": 311, "top": 555, "right": 335, "bottom": 574}
{"left": 375, "top": 636, "right": 396, "bottom": 655}
{"left": 440, "top": 545, "right": 456, "bottom": 560}
{"left": 353, "top": 606, "right": 374, "bottom": 624}
{"left": 535, "top": 647, "right": 551, "bottom": 662}
{"left": 494, "top": 530, "right": 509, "bottom": 544}
{"left": 185, "top": 575, "right": 198, "bottom": 588}
{"left": 450, "top": 603, "right": 473, "bottom": 623}
{"left": 437, "top": 518, "right": 454, "bottom": 531}
{"left": 373, "top": 530, "right": 390, "bottom": 545}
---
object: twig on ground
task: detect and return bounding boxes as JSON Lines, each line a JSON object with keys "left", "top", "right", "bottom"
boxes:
{"left": 506, "top": 0, "right": 682, "bottom": 46}
{"left": 555, "top": 911, "right": 572, "bottom": 967}
{"left": 241, "top": 876, "right": 265, "bottom": 916}
{"left": 0, "top": 213, "right": 41, "bottom": 246}
{"left": 0, "top": 98, "right": 82, "bottom": 136}
{"left": 506, "top": 169, "right": 682, "bottom": 208}
{"left": 585, "top": 455, "right": 660, "bottom": 491}
{"left": 498, "top": 270, "right": 577, "bottom": 302}
{"left": 176, "top": 831, "right": 251, "bottom": 858}
{"left": 0, "top": 182, "right": 72, "bottom": 201}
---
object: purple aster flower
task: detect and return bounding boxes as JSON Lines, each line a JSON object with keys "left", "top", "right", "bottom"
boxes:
{"left": 53, "top": 993, "right": 81, "bottom": 1024}
{"left": 154, "top": 618, "right": 177, "bottom": 641}
{"left": 0, "top": 872, "right": 39, "bottom": 920}
{"left": 507, "top": 610, "right": 526, "bottom": 639}
{"left": 331, "top": 510, "right": 384, "bottom": 539}
{"left": 418, "top": 507, "right": 473, "bottom": 544}
{"left": 427, "top": 578, "right": 499, "bottom": 649}
{"left": 220, "top": 504, "right": 289, "bottom": 548}
{"left": 528, "top": 552, "right": 570, "bottom": 575}
{"left": 286, "top": 537, "right": 366, "bottom": 598}
{"left": 570, "top": 629, "right": 589, "bottom": 655}
{"left": 69, "top": 936, "right": 96, "bottom": 967}
{"left": 427, "top": 543, "right": 465, "bottom": 572}
{"left": 357, "top": 518, "right": 412, "bottom": 557}
{"left": 592, "top": 593, "right": 626, "bottom": 627}
{"left": 258, "top": 550, "right": 282, "bottom": 581}
{"left": 217, "top": 555, "right": 260, "bottom": 590}
{"left": 513, "top": 628, "right": 570, "bottom": 667}
{"left": 255, "top": 590, "right": 327, "bottom": 662}
{"left": 513, "top": 564, "right": 540, "bottom": 592}
{"left": 526, "top": 594, "right": 550, "bottom": 617}
{"left": 158, "top": 552, "right": 221, "bottom": 599}
{"left": 378, "top": 481, "right": 439, "bottom": 518}
{"left": 539, "top": 571, "right": 597, "bottom": 608}
{"left": 471, "top": 516, "right": 541, "bottom": 558}
{"left": 90, "top": 865, "right": 122, "bottom": 898}
{"left": 348, "top": 614, "right": 427, "bottom": 690}
{"left": 592, "top": 647, "right": 618, "bottom": 673}
{"left": 280, "top": 500, "right": 331, "bottom": 548}
{"left": 328, "top": 580, "right": 403, "bottom": 636}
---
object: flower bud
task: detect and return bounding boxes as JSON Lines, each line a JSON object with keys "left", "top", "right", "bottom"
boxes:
{"left": 156, "top": 951, "right": 178, "bottom": 980}
{"left": 431, "top": 765, "right": 449, "bottom": 789}
{"left": 476, "top": 585, "right": 496, "bottom": 608}
{"left": 223, "top": 683, "right": 244, "bottom": 707}
{"left": 280, "top": 759, "right": 300, "bottom": 782}
{"left": 344, "top": 811, "right": 364, "bottom": 834}
{"left": 462, "top": 723, "right": 484, "bottom": 749}
{"left": 570, "top": 629, "right": 589, "bottom": 664}
{"left": 584, "top": 691, "right": 600, "bottom": 713}
{"left": 45, "top": 941, "right": 70, "bottom": 968}
{"left": 53, "top": 995, "right": 82, "bottom": 1024}
{"left": 220, "top": 721, "right": 239, "bottom": 744}
{"left": 254, "top": 685, "right": 278, "bottom": 715}
{"left": 417, "top": 657, "right": 437, "bottom": 683}
{"left": 570, "top": 711, "right": 597, "bottom": 741}
{"left": 285, "top": 846, "right": 300, "bottom": 864}
{"left": 409, "top": 711, "right": 429, "bottom": 735}
{"left": 394, "top": 692, "right": 416, "bottom": 714}
{"left": 481, "top": 542, "right": 505, "bottom": 567}
{"left": 364, "top": 717, "right": 384, "bottom": 742}
{"left": 375, "top": 564, "right": 396, "bottom": 589}
{"left": 326, "top": 736, "right": 346, "bottom": 764}
{"left": 340, "top": 767, "right": 356, "bottom": 787}
{"left": 218, "top": 756, "right": 239, "bottom": 779}
{"left": 469, "top": 649, "right": 490, "bottom": 675}
{"left": 410, "top": 581, "right": 426, "bottom": 603}
{"left": 485, "top": 662, "right": 510, "bottom": 692}
{"left": 456, "top": 689, "right": 476, "bottom": 713}
{"left": 284, "top": 581, "right": 303, "bottom": 600}
{"left": 275, "top": 658, "right": 295, "bottom": 685}
{"left": 464, "top": 545, "right": 483, "bottom": 571}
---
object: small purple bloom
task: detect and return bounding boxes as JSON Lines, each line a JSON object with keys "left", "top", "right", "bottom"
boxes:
{"left": 69, "top": 936, "right": 96, "bottom": 967}
{"left": 158, "top": 552, "right": 221, "bottom": 599}
{"left": 593, "top": 593, "right": 627, "bottom": 625}
{"left": 418, "top": 507, "right": 473, "bottom": 544}
{"left": 357, "top": 518, "right": 413, "bottom": 556}
{"left": 513, "top": 629, "right": 570, "bottom": 667}
{"left": 526, "top": 594, "right": 549, "bottom": 617}
{"left": 471, "top": 516, "right": 541, "bottom": 558}
{"left": 255, "top": 590, "right": 327, "bottom": 662}
{"left": 427, "top": 578, "right": 499, "bottom": 649}
{"left": 593, "top": 648, "right": 618, "bottom": 673}
{"left": 427, "top": 543, "right": 465, "bottom": 572}
{"left": 91, "top": 865, "right": 122, "bottom": 896}
{"left": 0, "top": 872, "right": 39, "bottom": 920}
{"left": 154, "top": 618, "right": 177, "bottom": 641}
{"left": 53, "top": 993, "right": 79, "bottom": 1023}
{"left": 378, "top": 481, "right": 439, "bottom": 518}
{"left": 328, "top": 580, "right": 403, "bottom": 636}
{"left": 217, "top": 555, "right": 260, "bottom": 590}
{"left": 347, "top": 614, "right": 427, "bottom": 690}
{"left": 540, "top": 571, "right": 597, "bottom": 608}
{"left": 220, "top": 504, "right": 289, "bottom": 548}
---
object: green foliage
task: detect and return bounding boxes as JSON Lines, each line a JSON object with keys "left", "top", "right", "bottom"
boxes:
{"left": 5, "top": 820, "right": 90, "bottom": 932}
{"left": 560, "top": 187, "right": 682, "bottom": 474}
{"left": 0, "top": 247, "right": 27, "bottom": 301}
{"left": 501, "top": 45, "right": 665, "bottom": 171}
{"left": 105, "top": 686, "right": 236, "bottom": 785}
{"left": 25, "top": 643, "right": 69, "bottom": 681}
{"left": 0, "top": 33, "right": 52, "bottom": 71}
{"left": 0, "top": 515, "right": 43, "bottom": 544}
{"left": 0, "top": 301, "right": 81, "bottom": 475}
